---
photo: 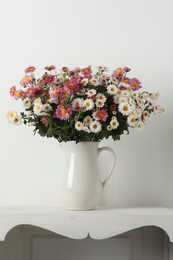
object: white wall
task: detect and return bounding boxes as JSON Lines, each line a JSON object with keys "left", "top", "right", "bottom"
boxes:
{"left": 0, "top": 0, "right": 172, "bottom": 207}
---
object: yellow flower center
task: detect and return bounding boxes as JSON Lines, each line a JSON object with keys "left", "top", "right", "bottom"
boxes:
{"left": 53, "top": 89, "right": 57, "bottom": 94}
{"left": 9, "top": 113, "right": 14, "bottom": 118}
{"left": 133, "top": 81, "right": 139, "bottom": 87}
{"left": 61, "top": 108, "right": 67, "bottom": 115}
{"left": 24, "top": 77, "right": 30, "bottom": 83}
{"left": 117, "top": 69, "right": 122, "bottom": 74}
{"left": 123, "top": 106, "right": 128, "bottom": 111}
{"left": 62, "top": 89, "right": 67, "bottom": 94}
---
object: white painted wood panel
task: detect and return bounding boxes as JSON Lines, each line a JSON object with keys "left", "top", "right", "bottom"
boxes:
{"left": 143, "top": 227, "right": 165, "bottom": 260}
{"left": 20, "top": 226, "right": 142, "bottom": 260}
{"left": 169, "top": 243, "right": 173, "bottom": 260}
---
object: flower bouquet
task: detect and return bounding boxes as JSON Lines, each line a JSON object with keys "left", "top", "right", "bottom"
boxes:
{"left": 8, "top": 65, "right": 166, "bottom": 143}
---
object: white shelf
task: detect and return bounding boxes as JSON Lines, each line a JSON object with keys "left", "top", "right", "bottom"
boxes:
{"left": 0, "top": 206, "right": 173, "bottom": 241}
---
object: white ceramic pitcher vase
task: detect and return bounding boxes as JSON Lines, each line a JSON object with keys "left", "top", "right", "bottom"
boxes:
{"left": 59, "top": 141, "right": 116, "bottom": 210}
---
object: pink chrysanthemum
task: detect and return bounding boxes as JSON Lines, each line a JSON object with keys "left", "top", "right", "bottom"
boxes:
{"left": 64, "top": 79, "right": 80, "bottom": 93}
{"left": 33, "top": 85, "right": 42, "bottom": 94}
{"left": 81, "top": 67, "right": 92, "bottom": 77}
{"left": 26, "top": 87, "right": 35, "bottom": 97}
{"left": 113, "top": 67, "right": 125, "bottom": 77}
{"left": 123, "top": 67, "right": 131, "bottom": 72}
{"left": 20, "top": 75, "right": 33, "bottom": 86}
{"left": 62, "top": 67, "right": 69, "bottom": 73}
{"left": 50, "top": 86, "right": 60, "bottom": 98}
{"left": 41, "top": 117, "right": 48, "bottom": 124}
{"left": 20, "top": 91, "right": 26, "bottom": 98}
{"left": 81, "top": 66, "right": 92, "bottom": 75}
{"left": 60, "top": 87, "right": 71, "bottom": 97}
{"left": 14, "top": 90, "right": 21, "bottom": 100}
{"left": 95, "top": 109, "right": 108, "bottom": 122}
{"left": 10, "top": 86, "right": 16, "bottom": 97}
{"left": 130, "top": 78, "right": 142, "bottom": 90}
{"left": 123, "top": 77, "right": 131, "bottom": 84}
{"left": 45, "top": 65, "right": 56, "bottom": 71}
{"left": 55, "top": 105, "right": 72, "bottom": 120}
{"left": 44, "top": 75, "right": 55, "bottom": 84}
{"left": 25, "top": 66, "right": 36, "bottom": 73}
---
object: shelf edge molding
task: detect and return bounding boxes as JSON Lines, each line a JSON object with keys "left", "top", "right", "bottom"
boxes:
{"left": 0, "top": 206, "right": 173, "bottom": 242}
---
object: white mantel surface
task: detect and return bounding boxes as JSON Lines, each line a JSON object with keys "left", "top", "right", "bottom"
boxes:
{"left": 0, "top": 206, "right": 173, "bottom": 242}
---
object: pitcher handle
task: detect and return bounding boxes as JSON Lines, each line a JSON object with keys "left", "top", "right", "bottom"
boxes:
{"left": 98, "top": 147, "right": 116, "bottom": 188}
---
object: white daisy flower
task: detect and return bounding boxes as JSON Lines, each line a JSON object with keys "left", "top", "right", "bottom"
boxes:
{"left": 90, "top": 76, "right": 99, "bottom": 86}
{"left": 99, "top": 74, "right": 109, "bottom": 84}
{"left": 83, "top": 126, "right": 91, "bottom": 133}
{"left": 118, "top": 102, "right": 131, "bottom": 116}
{"left": 13, "top": 116, "right": 22, "bottom": 125}
{"left": 107, "top": 84, "right": 118, "bottom": 95}
{"left": 135, "top": 108, "right": 143, "bottom": 119}
{"left": 72, "top": 98, "right": 83, "bottom": 110}
{"left": 83, "top": 116, "right": 92, "bottom": 126}
{"left": 7, "top": 111, "right": 17, "bottom": 123}
{"left": 129, "top": 98, "right": 136, "bottom": 106}
{"left": 112, "top": 111, "right": 117, "bottom": 115}
{"left": 154, "top": 92, "right": 160, "bottom": 100}
{"left": 142, "top": 111, "right": 149, "bottom": 123}
{"left": 50, "top": 68, "right": 63, "bottom": 76}
{"left": 136, "top": 120, "right": 144, "bottom": 130}
{"left": 113, "top": 95, "right": 120, "bottom": 104}
{"left": 97, "top": 66, "right": 108, "bottom": 71}
{"left": 147, "top": 100, "right": 154, "bottom": 109}
{"left": 33, "top": 97, "right": 42, "bottom": 105}
{"left": 127, "top": 115, "right": 136, "bottom": 127}
{"left": 162, "top": 105, "right": 168, "bottom": 113}
{"left": 95, "top": 99, "right": 105, "bottom": 108}
{"left": 118, "top": 96, "right": 128, "bottom": 104}
{"left": 153, "top": 105, "right": 159, "bottom": 114}
{"left": 75, "top": 121, "right": 83, "bottom": 131}
{"left": 83, "top": 99, "right": 94, "bottom": 110}
{"left": 130, "top": 107, "right": 137, "bottom": 116}
{"left": 27, "top": 111, "right": 32, "bottom": 117}
{"left": 148, "top": 92, "right": 159, "bottom": 100}
{"left": 107, "top": 125, "right": 112, "bottom": 131}
{"left": 81, "top": 78, "right": 89, "bottom": 86}
{"left": 143, "top": 110, "right": 149, "bottom": 118}
{"left": 110, "top": 76, "right": 119, "bottom": 85}
{"left": 56, "top": 75, "right": 64, "bottom": 84}
{"left": 140, "top": 92, "right": 148, "bottom": 99}
{"left": 120, "top": 90, "right": 130, "bottom": 98}
{"left": 86, "top": 89, "right": 96, "bottom": 97}
{"left": 110, "top": 118, "right": 119, "bottom": 129}
{"left": 96, "top": 93, "right": 106, "bottom": 102}
{"left": 90, "top": 121, "right": 102, "bottom": 133}
{"left": 149, "top": 92, "right": 160, "bottom": 100}
{"left": 33, "top": 104, "right": 43, "bottom": 115}
{"left": 136, "top": 97, "right": 144, "bottom": 109}
{"left": 42, "top": 104, "right": 52, "bottom": 112}
{"left": 23, "top": 97, "right": 32, "bottom": 108}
